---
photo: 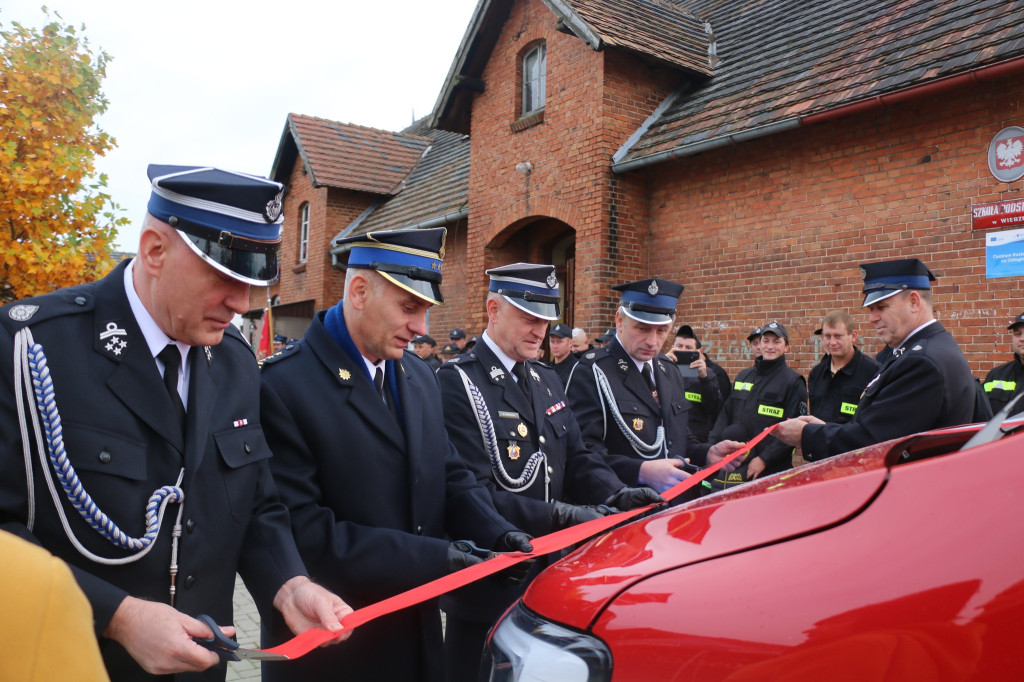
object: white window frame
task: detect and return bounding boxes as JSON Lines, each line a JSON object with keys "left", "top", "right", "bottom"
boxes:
{"left": 522, "top": 43, "right": 546, "bottom": 115}
{"left": 299, "top": 203, "right": 310, "bottom": 263}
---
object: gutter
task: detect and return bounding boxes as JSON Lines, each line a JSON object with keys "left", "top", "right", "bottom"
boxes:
{"left": 329, "top": 206, "right": 470, "bottom": 269}
{"left": 612, "top": 55, "right": 1024, "bottom": 175}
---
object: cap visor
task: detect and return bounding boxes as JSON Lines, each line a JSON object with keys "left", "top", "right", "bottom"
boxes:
{"left": 380, "top": 272, "right": 444, "bottom": 306}
{"left": 861, "top": 289, "right": 902, "bottom": 307}
{"left": 178, "top": 230, "right": 278, "bottom": 286}
{"left": 620, "top": 307, "right": 673, "bottom": 325}
{"left": 504, "top": 295, "right": 559, "bottom": 321}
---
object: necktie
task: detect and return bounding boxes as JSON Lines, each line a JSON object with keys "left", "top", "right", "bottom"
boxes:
{"left": 157, "top": 344, "right": 186, "bottom": 429}
{"left": 642, "top": 362, "right": 659, "bottom": 404}
{"left": 512, "top": 362, "right": 532, "bottom": 400}
{"left": 374, "top": 366, "right": 387, "bottom": 402}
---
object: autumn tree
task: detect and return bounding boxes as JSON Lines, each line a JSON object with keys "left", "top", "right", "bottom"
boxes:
{"left": 0, "top": 8, "right": 127, "bottom": 304}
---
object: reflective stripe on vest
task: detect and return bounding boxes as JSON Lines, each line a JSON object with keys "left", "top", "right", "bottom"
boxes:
{"left": 840, "top": 402, "right": 858, "bottom": 415}
{"left": 685, "top": 391, "right": 702, "bottom": 403}
{"left": 757, "top": 404, "right": 784, "bottom": 418}
{"left": 735, "top": 381, "right": 753, "bottom": 391}
{"left": 984, "top": 380, "right": 1017, "bottom": 393}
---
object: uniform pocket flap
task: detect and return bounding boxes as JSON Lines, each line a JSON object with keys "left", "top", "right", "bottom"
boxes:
{"left": 214, "top": 425, "right": 272, "bottom": 469}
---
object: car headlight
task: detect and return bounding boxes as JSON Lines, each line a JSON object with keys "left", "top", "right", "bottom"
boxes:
{"left": 483, "top": 602, "right": 611, "bottom": 682}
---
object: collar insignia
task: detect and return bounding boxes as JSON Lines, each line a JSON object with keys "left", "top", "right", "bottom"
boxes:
{"left": 490, "top": 365, "right": 506, "bottom": 381}
{"left": 99, "top": 322, "right": 128, "bottom": 356}
{"left": 529, "top": 367, "right": 540, "bottom": 382}
{"left": 617, "top": 358, "right": 629, "bottom": 373}
{"left": 338, "top": 368, "right": 352, "bottom": 381}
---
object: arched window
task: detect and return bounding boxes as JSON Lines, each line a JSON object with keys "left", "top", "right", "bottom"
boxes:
{"left": 522, "top": 43, "right": 546, "bottom": 115}
{"left": 298, "top": 202, "right": 310, "bottom": 263}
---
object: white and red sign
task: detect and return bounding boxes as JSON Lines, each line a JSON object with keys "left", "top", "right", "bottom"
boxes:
{"left": 988, "top": 127, "right": 1024, "bottom": 182}
{"left": 972, "top": 199, "right": 1024, "bottom": 230}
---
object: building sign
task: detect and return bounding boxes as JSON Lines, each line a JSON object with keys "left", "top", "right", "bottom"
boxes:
{"left": 988, "top": 126, "right": 1024, "bottom": 183}
{"left": 986, "top": 228, "right": 1024, "bottom": 279}
{"left": 972, "top": 199, "right": 1024, "bottom": 230}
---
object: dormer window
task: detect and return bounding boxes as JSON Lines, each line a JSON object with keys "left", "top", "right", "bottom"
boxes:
{"left": 298, "top": 202, "right": 310, "bottom": 263}
{"left": 522, "top": 43, "right": 546, "bottom": 115}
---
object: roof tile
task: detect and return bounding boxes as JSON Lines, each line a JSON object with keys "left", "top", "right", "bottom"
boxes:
{"left": 289, "top": 114, "right": 431, "bottom": 194}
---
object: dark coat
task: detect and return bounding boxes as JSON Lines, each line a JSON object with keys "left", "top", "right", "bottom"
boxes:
{"left": 564, "top": 339, "right": 710, "bottom": 486}
{"left": 710, "top": 355, "right": 808, "bottom": 479}
{"left": 802, "top": 321, "right": 976, "bottom": 458}
{"left": 806, "top": 347, "right": 881, "bottom": 429}
{"left": 983, "top": 355, "right": 1024, "bottom": 416}
{"left": 552, "top": 353, "right": 578, "bottom": 387}
{"left": 258, "top": 310, "right": 516, "bottom": 682}
{"left": 0, "top": 261, "right": 305, "bottom": 682}
{"left": 436, "top": 338, "right": 624, "bottom": 622}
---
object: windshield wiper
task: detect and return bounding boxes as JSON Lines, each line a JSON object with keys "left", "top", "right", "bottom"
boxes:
{"left": 960, "top": 392, "right": 1024, "bottom": 450}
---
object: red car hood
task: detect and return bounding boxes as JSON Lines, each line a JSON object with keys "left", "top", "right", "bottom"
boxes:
{"left": 522, "top": 424, "right": 981, "bottom": 631}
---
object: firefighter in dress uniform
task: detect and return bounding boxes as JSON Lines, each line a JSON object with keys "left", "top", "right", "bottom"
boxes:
{"left": 0, "top": 165, "right": 351, "bottom": 681}
{"left": 565, "top": 279, "right": 741, "bottom": 494}
{"left": 257, "top": 228, "right": 532, "bottom": 682}
{"left": 775, "top": 258, "right": 977, "bottom": 457}
{"left": 436, "top": 263, "right": 664, "bottom": 681}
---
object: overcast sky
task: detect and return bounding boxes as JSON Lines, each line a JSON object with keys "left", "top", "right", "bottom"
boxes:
{"left": 2, "top": 0, "right": 479, "bottom": 250}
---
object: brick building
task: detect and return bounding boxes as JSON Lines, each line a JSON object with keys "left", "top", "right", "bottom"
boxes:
{"left": 254, "top": 0, "right": 1024, "bottom": 380}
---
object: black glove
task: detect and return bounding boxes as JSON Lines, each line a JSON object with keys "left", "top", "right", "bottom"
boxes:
{"left": 496, "top": 530, "right": 534, "bottom": 554}
{"left": 447, "top": 540, "right": 495, "bottom": 573}
{"left": 604, "top": 486, "right": 666, "bottom": 511}
{"left": 550, "top": 501, "right": 614, "bottom": 530}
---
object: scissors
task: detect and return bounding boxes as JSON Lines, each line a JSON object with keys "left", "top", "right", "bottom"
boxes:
{"left": 192, "top": 614, "right": 289, "bottom": 661}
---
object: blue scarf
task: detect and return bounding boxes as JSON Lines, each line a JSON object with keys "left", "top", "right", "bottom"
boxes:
{"left": 323, "top": 301, "right": 402, "bottom": 419}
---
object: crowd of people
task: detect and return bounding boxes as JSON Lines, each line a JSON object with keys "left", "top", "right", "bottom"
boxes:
{"left": 2, "top": 163, "right": 1021, "bottom": 682}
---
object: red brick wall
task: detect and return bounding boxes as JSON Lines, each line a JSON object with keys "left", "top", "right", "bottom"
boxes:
{"left": 642, "top": 74, "right": 1024, "bottom": 381}
{"left": 248, "top": 157, "right": 374, "bottom": 320}
{"left": 463, "top": 0, "right": 679, "bottom": 340}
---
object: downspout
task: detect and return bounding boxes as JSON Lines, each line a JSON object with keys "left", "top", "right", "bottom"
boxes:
{"left": 612, "top": 55, "right": 1024, "bottom": 175}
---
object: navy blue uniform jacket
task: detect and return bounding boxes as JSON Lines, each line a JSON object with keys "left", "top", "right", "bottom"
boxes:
{"left": 436, "top": 340, "right": 624, "bottom": 623}
{"left": 0, "top": 261, "right": 305, "bottom": 681}
{"left": 258, "top": 310, "right": 516, "bottom": 682}
{"left": 802, "top": 321, "right": 975, "bottom": 458}
{"left": 565, "top": 339, "right": 710, "bottom": 486}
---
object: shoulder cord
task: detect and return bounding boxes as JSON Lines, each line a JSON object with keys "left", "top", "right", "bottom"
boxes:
{"left": 592, "top": 363, "right": 667, "bottom": 459}
{"left": 453, "top": 365, "right": 549, "bottom": 502}
{"left": 13, "top": 327, "right": 185, "bottom": 566}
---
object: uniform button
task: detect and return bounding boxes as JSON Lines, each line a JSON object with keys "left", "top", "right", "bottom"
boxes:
{"left": 510, "top": 432, "right": 516, "bottom": 437}
{"left": 547, "top": 465, "right": 554, "bottom": 473}
{"left": 243, "top": 442, "right": 252, "bottom": 454}
{"left": 184, "top": 575, "right": 195, "bottom": 589}
{"left": 98, "top": 450, "right": 111, "bottom": 463}
{"left": 539, "top": 436, "right": 546, "bottom": 444}
{"left": 186, "top": 519, "right": 196, "bottom": 534}
{"left": 285, "top": 344, "right": 294, "bottom": 350}
{"left": 74, "top": 296, "right": 86, "bottom": 306}
{"left": 416, "top": 525, "right": 423, "bottom": 535}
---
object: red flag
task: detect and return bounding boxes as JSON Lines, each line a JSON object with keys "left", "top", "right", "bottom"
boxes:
{"left": 257, "top": 307, "right": 272, "bottom": 357}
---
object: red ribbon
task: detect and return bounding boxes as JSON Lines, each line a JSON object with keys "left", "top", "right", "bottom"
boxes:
{"left": 261, "top": 425, "right": 779, "bottom": 659}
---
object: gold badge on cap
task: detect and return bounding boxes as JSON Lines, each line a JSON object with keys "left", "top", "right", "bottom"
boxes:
{"left": 633, "top": 418, "right": 644, "bottom": 431}
{"left": 517, "top": 423, "right": 528, "bottom": 438}
{"left": 507, "top": 443, "right": 521, "bottom": 460}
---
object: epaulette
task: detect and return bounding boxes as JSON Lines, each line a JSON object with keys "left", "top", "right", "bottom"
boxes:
{"left": 259, "top": 341, "right": 301, "bottom": 369}
{"left": 1, "top": 288, "right": 95, "bottom": 330}
{"left": 576, "top": 346, "right": 611, "bottom": 366}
